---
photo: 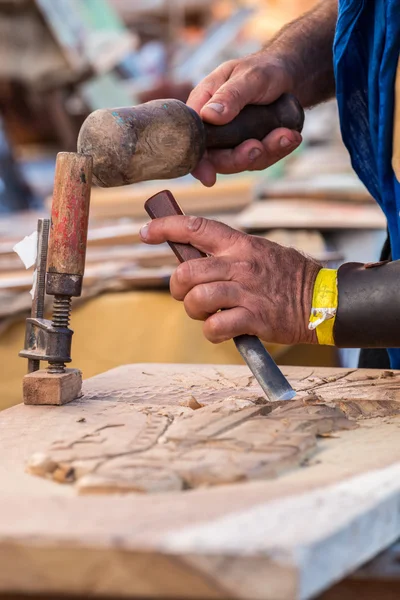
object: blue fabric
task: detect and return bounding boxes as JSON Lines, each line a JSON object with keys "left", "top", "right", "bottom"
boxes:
{"left": 334, "top": 0, "right": 400, "bottom": 367}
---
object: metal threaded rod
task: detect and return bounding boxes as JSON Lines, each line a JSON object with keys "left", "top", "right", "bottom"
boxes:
{"left": 47, "top": 295, "right": 72, "bottom": 374}
{"left": 51, "top": 295, "right": 71, "bottom": 328}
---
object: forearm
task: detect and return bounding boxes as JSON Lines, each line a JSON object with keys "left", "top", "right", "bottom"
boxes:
{"left": 264, "top": 0, "right": 338, "bottom": 107}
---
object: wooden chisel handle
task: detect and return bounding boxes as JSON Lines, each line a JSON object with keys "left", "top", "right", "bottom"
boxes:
{"left": 145, "top": 190, "right": 206, "bottom": 262}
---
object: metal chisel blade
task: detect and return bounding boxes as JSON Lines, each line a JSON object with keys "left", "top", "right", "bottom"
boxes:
{"left": 234, "top": 334, "right": 296, "bottom": 402}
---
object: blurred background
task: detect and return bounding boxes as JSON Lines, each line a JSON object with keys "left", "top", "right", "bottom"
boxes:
{"left": 0, "top": 0, "right": 386, "bottom": 408}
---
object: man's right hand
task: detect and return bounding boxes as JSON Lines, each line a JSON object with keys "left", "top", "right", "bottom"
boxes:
{"left": 187, "top": 54, "right": 303, "bottom": 186}
{"left": 140, "top": 215, "right": 320, "bottom": 345}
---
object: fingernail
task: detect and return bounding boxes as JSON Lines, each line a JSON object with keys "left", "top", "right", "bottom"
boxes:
{"left": 140, "top": 223, "right": 150, "bottom": 240}
{"left": 280, "top": 136, "right": 294, "bottom": 148}
{"left": 205, "top": 102, "right": 224, "bottom": 114}
{"left": 248, "top": 148, "right": 262, "bottom": 161}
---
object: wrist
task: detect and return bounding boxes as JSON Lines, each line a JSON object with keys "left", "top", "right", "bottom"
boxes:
{"left": 244, "top": 47, "right": 295, "bottom": 99}
{"left": 260, "top": 0, "right": 337, "bottom": 107}
{"left": 265, "top": 50, "right": 298, "bottom": 89}
{"left": 254, "top": 50, "right": 297, "bottom": 95}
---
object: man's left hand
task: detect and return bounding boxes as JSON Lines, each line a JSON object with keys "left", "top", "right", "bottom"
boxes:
{"left": 140, "top": 216, "right": 321, "bottom": 345}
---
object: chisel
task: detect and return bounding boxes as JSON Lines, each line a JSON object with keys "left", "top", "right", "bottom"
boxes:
{"left": 145, "top": 190, "right": 296, "bottom": 402}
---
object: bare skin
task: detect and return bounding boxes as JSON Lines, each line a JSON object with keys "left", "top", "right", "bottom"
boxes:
{"left": 141, "top": 2, "right": 338, "bottom": 345}
{"left": 187, "top": 0, "right": 338, "bottom": 186}
{"left": 140, "top": 217, "right": 321, "bottom": 345}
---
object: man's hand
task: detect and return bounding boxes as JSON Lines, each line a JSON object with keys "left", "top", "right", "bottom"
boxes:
{"left": 186, "top": 0, "right": 337, "bottom": 186}
{"left": 140, "top": 216, "right": 321, "bottom": 345}
{"left": 187, "top": 56, "right": 302, "bottom": 186}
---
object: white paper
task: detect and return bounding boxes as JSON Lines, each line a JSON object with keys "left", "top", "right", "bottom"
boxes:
{"left": 13, "top": 230, "right": 38, "bottom": 269}
{"left": 13, "top": 230, "right": 38, "bottom": 298}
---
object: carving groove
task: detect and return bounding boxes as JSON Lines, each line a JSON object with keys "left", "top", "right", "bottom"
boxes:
{"left": 26, "top": 367, "right": 400, "bottom": 494}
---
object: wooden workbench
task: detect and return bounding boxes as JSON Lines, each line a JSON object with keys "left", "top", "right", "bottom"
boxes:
{"left": 1, "top": 363, "right": 400, "bottom": 600}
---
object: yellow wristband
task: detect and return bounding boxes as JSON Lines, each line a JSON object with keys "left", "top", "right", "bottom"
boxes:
{"left": 308, "top": 268, "right": 338, "bottom": 345}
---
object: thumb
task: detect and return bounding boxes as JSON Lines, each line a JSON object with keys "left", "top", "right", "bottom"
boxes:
{"left": 200, "top": 76, "right": 254, "bottom": 125}
{"left": 140, "top": 215, "right": 241, "bottom": 256}
{"left": 200, "top": 61, "right": 290, "bottom": 125}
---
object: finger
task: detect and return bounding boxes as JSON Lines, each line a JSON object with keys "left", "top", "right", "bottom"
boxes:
{"left": 206, "top": 128, "right": 302, "bottom": 174}
{"left": 191, "top": 155, "right": 217, "bottom": 187}
{"left": 199, "top": 76, "right": 252, "bottom": 124}
{"left": 249, "top": 129, "right": 302, "bottom": 170}
{"left": 199, "top": 64, "right": 275, "bottom": 125}
{"left": 184, "top": 281, "right": 242, "bottom": 320}
{"left": 187, "top": 61, "right": 236, "bottom": 115}
{"left": 140, "top": 216, "right": 242, "bottom": 256}
{"left": 203, "top": 307, "right": 256, "bottom": 343}
{"left": 171, "top": 256, "right": 233, "bottom": 300}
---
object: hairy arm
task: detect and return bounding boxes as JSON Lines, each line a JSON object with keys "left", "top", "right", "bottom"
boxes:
{"left": 264, "top": 0, "right": 338, "bottom": 107}
{"left": 187, "top": 0, "right": 338, "bottom": 185}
